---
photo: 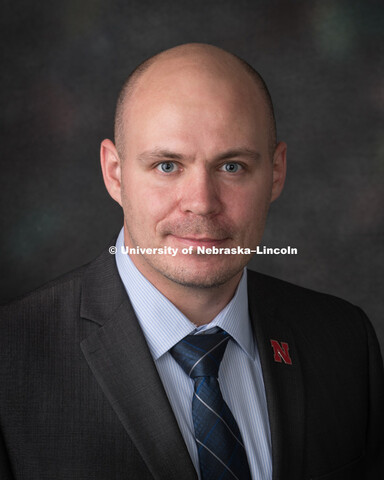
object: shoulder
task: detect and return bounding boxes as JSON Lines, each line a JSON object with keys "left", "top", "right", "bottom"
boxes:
{"left": 247, "top": 267, "right": 358, "bottom": 309}
{"left": 1, "top": 263, "right": 88, "bottom": 318}
{"left": 246, "top": 268, "right": 372, "bottom": 340}
{"left": 0, "top": 244, "right": 125, "bottom": 336}
{"left": 0, "top": 265, "right": 92, "bottom": 355}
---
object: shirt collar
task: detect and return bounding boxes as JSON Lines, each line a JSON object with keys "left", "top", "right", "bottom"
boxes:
{"left": 114, "top": 228, "right": 254, "bottom": 360}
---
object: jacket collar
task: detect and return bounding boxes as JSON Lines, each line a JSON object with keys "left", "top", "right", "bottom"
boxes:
{"left": 80, "top": 247, "right": 197, "bottom": 480}
{"left": 247, "top": 269, "right": 305, "bottom": 480}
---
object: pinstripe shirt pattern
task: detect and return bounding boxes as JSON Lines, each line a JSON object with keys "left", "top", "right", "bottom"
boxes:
{"left": 115, "top": 228, "right": 272, "bottom": 479}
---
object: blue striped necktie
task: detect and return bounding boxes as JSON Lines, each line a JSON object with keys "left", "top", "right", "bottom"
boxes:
{"left": 171, "top": 329, "right": 252, "bottom": 480}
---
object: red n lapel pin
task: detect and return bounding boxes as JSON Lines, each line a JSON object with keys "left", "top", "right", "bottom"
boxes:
{"left": 270, "top": 339, "right": 293, "bottom": 365}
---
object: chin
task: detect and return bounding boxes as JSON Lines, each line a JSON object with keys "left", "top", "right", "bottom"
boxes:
{"left": 152, "top": 257, "right": 246, "bottom": 290}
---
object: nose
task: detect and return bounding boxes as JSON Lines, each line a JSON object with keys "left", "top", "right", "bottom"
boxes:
{"left": 179, "top": 169, "right": 221, "bottom": 216}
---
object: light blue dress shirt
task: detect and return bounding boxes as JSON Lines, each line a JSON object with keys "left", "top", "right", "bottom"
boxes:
{"left": 115, "top": 228, "right": 272, "bottom": 479}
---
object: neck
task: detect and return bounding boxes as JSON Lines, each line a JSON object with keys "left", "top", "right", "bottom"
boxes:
{"left": 154, "top": 273, "right": 243, "bottom": 326}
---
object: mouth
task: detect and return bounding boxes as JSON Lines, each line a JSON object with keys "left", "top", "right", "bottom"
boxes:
{"left": 168, "top": 235, "right": 229, "bottom": 248}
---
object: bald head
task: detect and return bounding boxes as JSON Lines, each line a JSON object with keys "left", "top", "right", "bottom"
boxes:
{"left": 114, "top": 43, "right": 277, "bottom": 159}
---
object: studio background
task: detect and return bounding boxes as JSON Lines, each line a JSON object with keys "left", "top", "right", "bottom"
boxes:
{"left": 1, "top": 1, "right": 383, "bottom": 352}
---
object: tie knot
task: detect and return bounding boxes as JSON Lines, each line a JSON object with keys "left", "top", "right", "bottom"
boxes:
{"left": 170, "top": 330, "right": 230, "bottom": 379}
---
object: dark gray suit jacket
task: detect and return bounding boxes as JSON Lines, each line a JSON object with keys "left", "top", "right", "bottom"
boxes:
{"left": 1, "top": 247, "right": 383, "bottom": 479}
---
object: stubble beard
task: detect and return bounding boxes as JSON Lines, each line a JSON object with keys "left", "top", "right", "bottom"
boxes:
{"left": 142, "top": 251, "right": 249, "bottom": 290}
{"left": 124, "top": 223, "right": 249, "bottom": 290}
{"left": 123, "top": 206, "right": 261, "bottom": 289}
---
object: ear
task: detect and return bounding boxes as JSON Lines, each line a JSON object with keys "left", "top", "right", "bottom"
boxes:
{"left": 100, "top": 139, "right": 123, "bottom": 207}
{"left": 270, "top": 141, "right": 287, "bottom": 202}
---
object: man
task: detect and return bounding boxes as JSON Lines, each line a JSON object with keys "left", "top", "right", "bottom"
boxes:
{"left": 0, "top": 43, "right": 383, "bottom": 480}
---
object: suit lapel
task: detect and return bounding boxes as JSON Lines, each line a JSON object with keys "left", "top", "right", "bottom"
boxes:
{"left": 79, "top": 248, "right": 197, "bottom": 480}
{"left": 247, "top": 270, "right": 305, "bottom": 480}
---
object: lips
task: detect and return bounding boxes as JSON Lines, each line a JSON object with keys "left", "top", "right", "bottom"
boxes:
{"left": 169, "top": 235, "right": 229, "bottom": 248}
{"left": 160, "top": 218, "right": 234, "bottom": 248}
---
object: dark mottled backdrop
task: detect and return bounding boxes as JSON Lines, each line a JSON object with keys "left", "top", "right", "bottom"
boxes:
{"left": 1, "top": 1, "right": 383, "bottom": 351}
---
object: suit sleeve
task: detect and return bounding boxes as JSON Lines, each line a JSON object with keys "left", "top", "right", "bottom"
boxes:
{"left": 0, "top": 428, "right": 14, "bottom": 479}
{"left": 358, "top": 308, "right": 384, "bottom": 477}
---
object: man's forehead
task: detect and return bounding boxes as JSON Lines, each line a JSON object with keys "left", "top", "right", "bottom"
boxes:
{"left": 123, "top": 53, "right": 267, "bottom": 134}
{"left": 114, "top": 43, "right": 276, "bottom": 158}
{"left": 125, "top": 86, "right": 268, "bottom": 155}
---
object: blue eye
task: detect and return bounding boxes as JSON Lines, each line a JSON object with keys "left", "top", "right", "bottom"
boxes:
{"left": 156, "top": 162, "right": 177, "bottom": 173}
{"left": 221, "top": 162, "right": 241, "bottom": 173}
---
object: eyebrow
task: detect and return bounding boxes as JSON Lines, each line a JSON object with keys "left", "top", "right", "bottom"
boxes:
{"left": 137, "top": 147, "right": 261, "bottom": 163}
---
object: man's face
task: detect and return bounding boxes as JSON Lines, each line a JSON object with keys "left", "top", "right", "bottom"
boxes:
{"left": 118, "top": 64, "right": 284, "bottom": 289}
